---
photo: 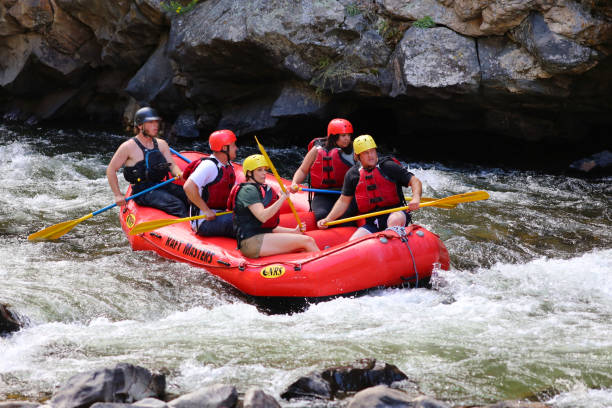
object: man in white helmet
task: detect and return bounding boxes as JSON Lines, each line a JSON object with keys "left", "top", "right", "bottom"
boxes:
{"left": 317, "top": 134, "right": 422, "bottom": 240}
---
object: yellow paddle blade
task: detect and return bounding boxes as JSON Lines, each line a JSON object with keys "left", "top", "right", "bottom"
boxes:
{"left": 28, "top": 213, "right": 94, "bottom": 241}
{"left": 326, "top": 190, "right": 489, "bottom": 226}
{"left": 419, "top": 190, "right": 489, "bottom": 208}
{"left": 129, "top": 211, "right": 233, "bottom": 235}
{"left": 254, "top": 136, "right": 303, "bottom": 229}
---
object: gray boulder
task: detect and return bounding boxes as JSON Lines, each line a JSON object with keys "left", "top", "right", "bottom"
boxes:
{"left": 391, "top": 27, "right": 480, "bottom": 96}
{"left": 243, "top": 388, "right": 280, "bottom": 408}
{"left": 50, "top": 363, "right": 165, "bottom": 408}
{"left": 0, "top": 303, "right": 23, "bottom": 336}
{"left": 167, "top": 384, "right": 237, "bottom": 408}
{"left": 281, "top": 358, "right": 412, "bottom": 401}
{"left": 511, "top": 12, "right": 599, "bottom": 75}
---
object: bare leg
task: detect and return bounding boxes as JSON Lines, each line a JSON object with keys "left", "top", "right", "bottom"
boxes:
{"left": 349, "top": 227, "right": 371, "bottom": 241}
{"left": 259, "top": 233, "right": 320, "bottom": 257}
{"left": 349, "top": 211, "right": 407, "bottom": 241}
{"left": 387, "top": 211, "right": 407, "bottom": 227}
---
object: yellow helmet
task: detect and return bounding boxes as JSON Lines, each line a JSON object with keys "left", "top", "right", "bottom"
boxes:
{"left": 353, "top": 134, "right": 377, "bottom": 155}
{"left": 242, "top": 154, "right": 268, "bottom": 176}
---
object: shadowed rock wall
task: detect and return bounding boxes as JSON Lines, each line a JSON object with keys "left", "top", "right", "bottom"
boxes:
{"left": 0, "top": 0, "right": 610, "bottom": 161}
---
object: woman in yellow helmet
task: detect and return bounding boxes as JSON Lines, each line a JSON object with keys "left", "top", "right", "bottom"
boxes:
{"left": 227, "top": 154, "right": 320, "bottom": 258}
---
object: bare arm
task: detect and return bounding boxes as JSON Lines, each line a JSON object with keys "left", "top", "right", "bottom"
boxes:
{"left": 290, "top": 147, "right": 318, "bottom": 192}
{"left": 106, "top": 142, "right": 130, "bottom": 206}
{"left": 247, "top": 192, "right": 287, "bottom": 223}
{"left": 407, "top": 176, "right": 422, "bottom": 211}
{"left": 158, "top": 139, "right": 182, "bottom": 177}
{"left": 317, "top": 194, "right": 352, "bottom": 229}
{"left": 183, "top": 179, "right": 216, "bottom": 219}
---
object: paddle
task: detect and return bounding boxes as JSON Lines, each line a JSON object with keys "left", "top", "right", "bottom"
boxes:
{"left": 28, "top": 176, "right": 181, "bottom": 241}
{"left": 254, "top": 136, "right": 304, "bottom": 230}
{"left": 325, "top": 190, "right": 490, "bottom": 226}
{"left": 169, "top": 147, "right": 192, "bottom": 164}
{"left": 299, "top": 187, "right": 457, "bottom": 209}
{"left": 129, "top": 211, "right": 233, "bottom": 235}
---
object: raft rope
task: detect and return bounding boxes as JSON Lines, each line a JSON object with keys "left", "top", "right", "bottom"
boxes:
{"left": 386, "top": 226, "right": 419, "bottom": 288}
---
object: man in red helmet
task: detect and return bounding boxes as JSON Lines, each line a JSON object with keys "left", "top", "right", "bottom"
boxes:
{"left": 183, "top": 130, "right": 238, "bottom": 237}
{"left": 290, "top": 118, "right": 358, "bottom": 222}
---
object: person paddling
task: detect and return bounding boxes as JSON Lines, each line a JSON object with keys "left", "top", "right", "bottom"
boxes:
{"left": 228, "top": 154, "right": 320, "bottom": 258}
{"left": 290, "top": 118, "right": 358, "bottom": 222}
{"left": 106, "top": 107, "right": 188, "bottom": 217}
{"left": 182, "top": 130, "right": 237, "bottom": 237}
{"left": 317, "top": 135, "right": 422, "bottom": 240}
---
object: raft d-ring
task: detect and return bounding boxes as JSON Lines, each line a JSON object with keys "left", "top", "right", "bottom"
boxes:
{"left": 379, "top": 236, "right": 388, "bottom": 244}
{"left": 416, "top": 230, "right": 425, "bottom": 237}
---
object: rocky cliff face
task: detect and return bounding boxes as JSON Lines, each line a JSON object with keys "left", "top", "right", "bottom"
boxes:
{"left": 0, "top": 0, "right": 610, "bottom": 155}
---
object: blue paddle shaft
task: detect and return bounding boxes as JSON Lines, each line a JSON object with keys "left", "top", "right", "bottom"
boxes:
{"left": 92, "top": 177, "right": 179, "bottom": 216}
{"left": 93, "top": 148, "right": 189, "bottom": 217}
{"left": 302, "top": 187, "right": 341, "bottom": 194}
{"left": 170, "top": 147, "right": 192, "bottom": 163}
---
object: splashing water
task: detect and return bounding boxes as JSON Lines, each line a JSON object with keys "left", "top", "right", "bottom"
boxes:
{"left": 1, "top": 124, "right": 610, "bottom": 406}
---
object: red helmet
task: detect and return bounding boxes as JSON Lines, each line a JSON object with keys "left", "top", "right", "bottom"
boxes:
{"left": 327, "top": 118, "right": 353, "bottom": 137}
{"left": 209, "top": 130, "right": 237, "bottom": 151}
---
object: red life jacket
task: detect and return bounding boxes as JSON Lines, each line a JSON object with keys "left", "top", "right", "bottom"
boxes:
{"left": 185, "top": 157, "right": 236, "bottom": 210}
{"left": 354, "top": 158, "right": 405, "bottom": 213}
{"left": 227, "top": 182, "right": 280, "bottom": 230}
{"left": 308, "top": 139, "right": 352, "bottom": 189}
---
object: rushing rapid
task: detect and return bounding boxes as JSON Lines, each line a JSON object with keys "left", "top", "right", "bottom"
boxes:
{"left": 1, "top": 124, "right": 610, "bottom": 407}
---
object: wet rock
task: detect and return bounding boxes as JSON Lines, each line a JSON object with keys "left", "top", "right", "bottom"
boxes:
{"left": 50, "top": 363, "right": 166, "bottom": 408}
{"left": 243, "top": 388, "right": 280, "bottom": 408}
{"left": 321, "top": 358, "right": 410, "bottom": 395}
{"left": 391, "top": 27, "right": 480, "bottom": 97}
{"left": 476, "top": 401, "right": 550, "bottom": 408}
{"left": 543, "top": 0, "right": 611, "bottom": 47}
{"left": 511, "top": 12, "right": 599, "bottom": 75}
{"left": 380, "top": 0, "right": 485, "bottom": 37}
{"left": 131, "top": 398, "right": 169, "bottom": 408}
{"left": 280, "top": 373, "right": 331, "bottom": 400}
{"left": 0, "top": 403, "right": 40, "bottom": 408}
{"left": 7, "top": 0, "right": 54, "bottom": 32}
{"left": 171, "top": 110, "right": 199, "bottom": 138}
{"left": 270, "top": 81, "right": 327, "bottom": 118}
{"left": 569, "top": 150, "right": 612, "bottom": 173}
{"left": 0, "top": 303, "right": 22, "bottom": 336}
{"left": 125, "top": 34, "right": 176, "bottom": 106}
{"left": 218, "top": 97, "right": 278, "bottom": 136}
{"left": 281, "top": 359, "right": 412, "bottom": 401}
{"left": 167, "top": 384, "right": 237, "bottom": 408}
{"left": 478, "top": 36, "right": 570, "bottom": 97}
{"left": 347, "top": 385, "right": 416, "bottom": 408}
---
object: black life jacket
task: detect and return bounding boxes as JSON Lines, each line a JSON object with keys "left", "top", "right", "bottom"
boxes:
{"left": 123, "top": 137, "right": 170, "bottom": 184}
{"left": 186, "top": 157, "right": 236, "bottom": 212}
{"left": 354, "top": 157, "right": 405, "bottom": 213}
{"left": 308, "top": 138, "right": 353, "bottom": 189}
{"left": 227, "top": 182, "right": 280, "bottom": 246}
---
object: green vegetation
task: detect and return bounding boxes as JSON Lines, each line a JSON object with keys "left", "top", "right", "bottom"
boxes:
{"left": 376, "top": 18, "right": 403, "bottom": 45}
{"left": 161, "top": 0, "right": 199, "bottom": 15}
{"left": 310, "top": 60, "right": 354, "bottom": 95}
{"left": 317, "top": 57, "right": 332, "bottom": 70}
{"left": 345, "top": 3, "right": 362, "bottom": 17}
{"left": 413, "top": 15, "right": 436, "bottom": 28}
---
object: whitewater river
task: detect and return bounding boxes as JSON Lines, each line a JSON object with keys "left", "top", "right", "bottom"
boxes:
{"left": 1, "top": 124, "right": 610, "bottom": 407}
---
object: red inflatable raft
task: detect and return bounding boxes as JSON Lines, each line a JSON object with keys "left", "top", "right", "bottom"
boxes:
{"left": 120, "top": 151, "right": 450, "bottom": 307}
